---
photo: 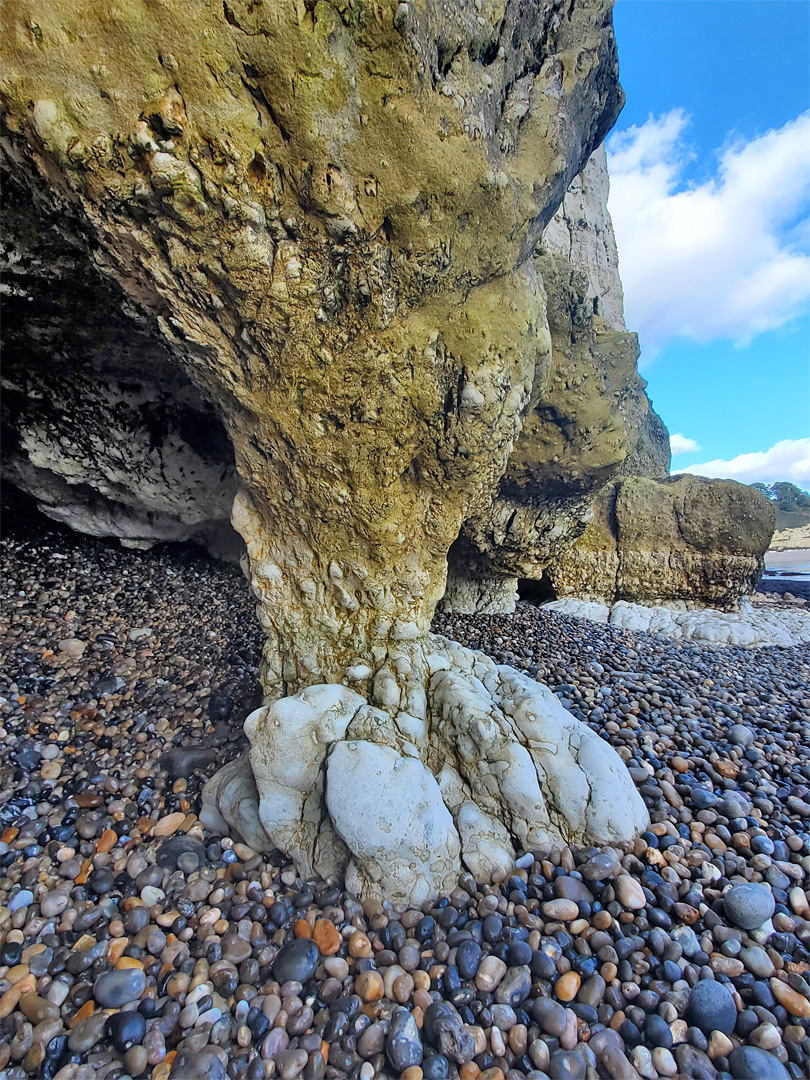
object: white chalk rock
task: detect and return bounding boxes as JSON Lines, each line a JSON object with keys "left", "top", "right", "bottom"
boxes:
{"left": 607, "top": 600, "right": 810, "bottom": 647}
{"left": 206, "top": 635, "right": 650, "bottom": 904}
{"left": 543, "top": 599, "right": 611, "bottom": 623}
{"left": 327, "top": 740, "right": 461, "bottom": 908}
{"left": 245, "top": 684, "right": 366, "bottom": 880}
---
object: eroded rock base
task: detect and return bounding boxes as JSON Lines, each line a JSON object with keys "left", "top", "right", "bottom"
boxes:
{"left": 202, "top": 636, "right": 648, "bottom": 908}
{"left": 544, "top": 598, "right": 810, "bottom": 648}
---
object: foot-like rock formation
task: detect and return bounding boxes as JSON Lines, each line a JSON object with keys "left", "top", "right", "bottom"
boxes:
{"left": 203, "top": 635, "right": 648, "bottom": 908}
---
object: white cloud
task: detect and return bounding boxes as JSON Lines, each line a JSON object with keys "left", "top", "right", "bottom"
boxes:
{"left": 607, "top": 111, "right": 810, "bottom": 352}
{"left": 669, "top": 433, "right": 701, "bottom": 455}
{"left": 678, "top": 437, "right": 810, "bottom": 486}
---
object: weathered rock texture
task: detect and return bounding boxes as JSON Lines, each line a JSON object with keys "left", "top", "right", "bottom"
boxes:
{"left": 2, "top": 172, "right": 238, "bottom": 552}
{"left": 203, "top": 635, "right": 648, "bottom": 907}
{"left": 542, "top": 142, "right": 625, "bottom": 331}
{"left": 442, "top": 126, "right": 769, "bottom": 612}
{"left": 546, "top": 475, "right": 776, "bottom": 607}
{"left": 1, "top": 0, "right": 649, "bottom": 897}
{"left": 544, "top": 598, "right": 810, "bottom": 648}
{"left": 445, "top": 146, "right": 669, "bottom": 594}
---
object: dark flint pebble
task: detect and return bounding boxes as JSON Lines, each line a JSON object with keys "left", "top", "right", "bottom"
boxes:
{"left": 159, "top": 746, "right": 218, "bottom": 779}
{"left": 156, "top": 834, "right": 209, "bottom": 871}
{"left": 272, "top": 939, "right": 319, "bottom": 984}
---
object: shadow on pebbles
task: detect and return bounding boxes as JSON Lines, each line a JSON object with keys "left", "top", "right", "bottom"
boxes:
{"left": 1, "top": 508, "right": 809, "bottom": 1080}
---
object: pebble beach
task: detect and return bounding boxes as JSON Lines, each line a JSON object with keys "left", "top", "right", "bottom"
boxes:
{"left": 1, "top": 504, "right": 809, "bottom": 1080}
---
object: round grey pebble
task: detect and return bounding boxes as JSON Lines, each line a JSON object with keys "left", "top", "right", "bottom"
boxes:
{"left": 728, "top": 724, "right": 755, "bottom": 747}
{"left": 93, "top": 968, "right": 146, "bottom": 1008}
{"left": 724, "top": 883, "right": 776, "bottom": 930}
{"left": 170, "top": 1049, "right": 227, "bottom": 1080}
{"left": 728, "top": 1045, "right": 790, "bottom": 1080}
{"left": 686, "top": 979, "right": 737, "bottom": 1036}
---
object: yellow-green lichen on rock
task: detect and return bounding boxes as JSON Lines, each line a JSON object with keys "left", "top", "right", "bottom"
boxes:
{"left": 2, "top": 0, "right": 661, "bottom": 905}
{"left": 547, "top": 475, "right": 777, "bottom": 607}
{"left": 2, "top": 0, "right": 626, "bottom": 695}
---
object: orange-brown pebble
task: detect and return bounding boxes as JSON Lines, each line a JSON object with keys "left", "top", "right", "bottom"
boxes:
{"left": 108, "top": 938, "right": 130, "bottom": 964}
{"left": 610, "top": 1010, "right": 626, "bottom": 1031}
{"left": 355, "top": 970, "right": 384, "bottom": 1002}
{"left": 74, "top": 859, "right": 92, "bottom": 885}
{"left": 294, "top": 919, "right": 313, "bottom": 940}
{"left": 1, "top": 827, "right": 19, "bottom": 844}
{"left": 479, "top": 1069, "right": 505, "bottom": 1080}
{"left": 116, "top": 957, "right": 144, "bottom": 970}
{"left": 153, "top": 812, "right": 185, "bottom": 837}
{"left": 592, "top": 910, "right": 612, "bottom": 931}
{"left": 401, "top": 1068, "right": 423, "bottom": 1080}
{"left": 348, "top": 931, "right": 372, "bottom": 958}
{"left": 460, "top": 1064, "right": 481, "bottom": 1080}
{"left": 671, "top": 756, "right": 689, "bottom": 773}
{"left": 70, "top": 1001, "right": 95, "bottom": 1028}
{"left": 601, "top": 962, "right": 618, "bottom": 982}
{"left": 413, "top": 970, "right": 431, "bottom": 992}
{"left": 74, "top": 794, "right": 102, "bottom": 809}
{"left": 555, "top": 971, "right": 580, "bottom": 1002}
{"left": 312, "top": 918, "right": 340, "bottom": 955}
{"left": 152, "top": 1060, "right": 173, "bottom": 1080}
{"left": 0, "top": 976, "right": 35, "bottom": 1020}
{"left": 96, "top": 829, "right": 118, "bottom": 853}
{"left": 771, "top": 977, "right": 810, "bottom": 1018}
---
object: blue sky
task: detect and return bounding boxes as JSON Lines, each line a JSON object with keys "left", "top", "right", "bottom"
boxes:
{"left": 605, "top": 0, "right": 810, "bottom": 487}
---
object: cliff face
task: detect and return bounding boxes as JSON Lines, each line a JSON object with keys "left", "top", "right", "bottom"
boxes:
{"left": 444, "top": 127, "right": 772, "bottom": 611}
{"left": 444, "top": 140, "right": 672, "bottom": 605}
{"left": 1, "top": 0, "right": 627, "bottom": 685}
{"left": 547, "top": 475, "right": 776, "bottom": 608}
{"left": 1, "top": 1, "right": 771, "bottom": 618}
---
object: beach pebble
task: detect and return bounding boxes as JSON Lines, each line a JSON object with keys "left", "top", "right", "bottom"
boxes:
{"left": 273, "top": 939, "right": 319, "bottom": 984}
{"left": 686, "top": 979, "right": 737, "bottom": 1035}
{"left": 93, "top": 969, "right": 146, "bottom": 1008}
{"left": 387, "top": 1006, "right": 423, "bottom": 1072}
{"left": 724, "top": 883, "right": 776, "bottom": 929}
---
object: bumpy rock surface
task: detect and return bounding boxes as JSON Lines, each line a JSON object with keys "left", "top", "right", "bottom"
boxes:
{"left": 443, "top": 137, "right": 671, "bottom": 600}
{"left": 441, "top": 131, "right": 771, "bottom": 615}
{"left": 3, "top": 0, "right": 627, "bottom": 686}
{"left": 546, "top": 475, "right": 776, "bottom": 607}
{"left": 205, "top": 634, "right": 649, "bottom": 908}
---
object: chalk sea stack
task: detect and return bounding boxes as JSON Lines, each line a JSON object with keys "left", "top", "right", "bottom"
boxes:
{"left": 0, "top": 0, "right": 769, "bottom": 899}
